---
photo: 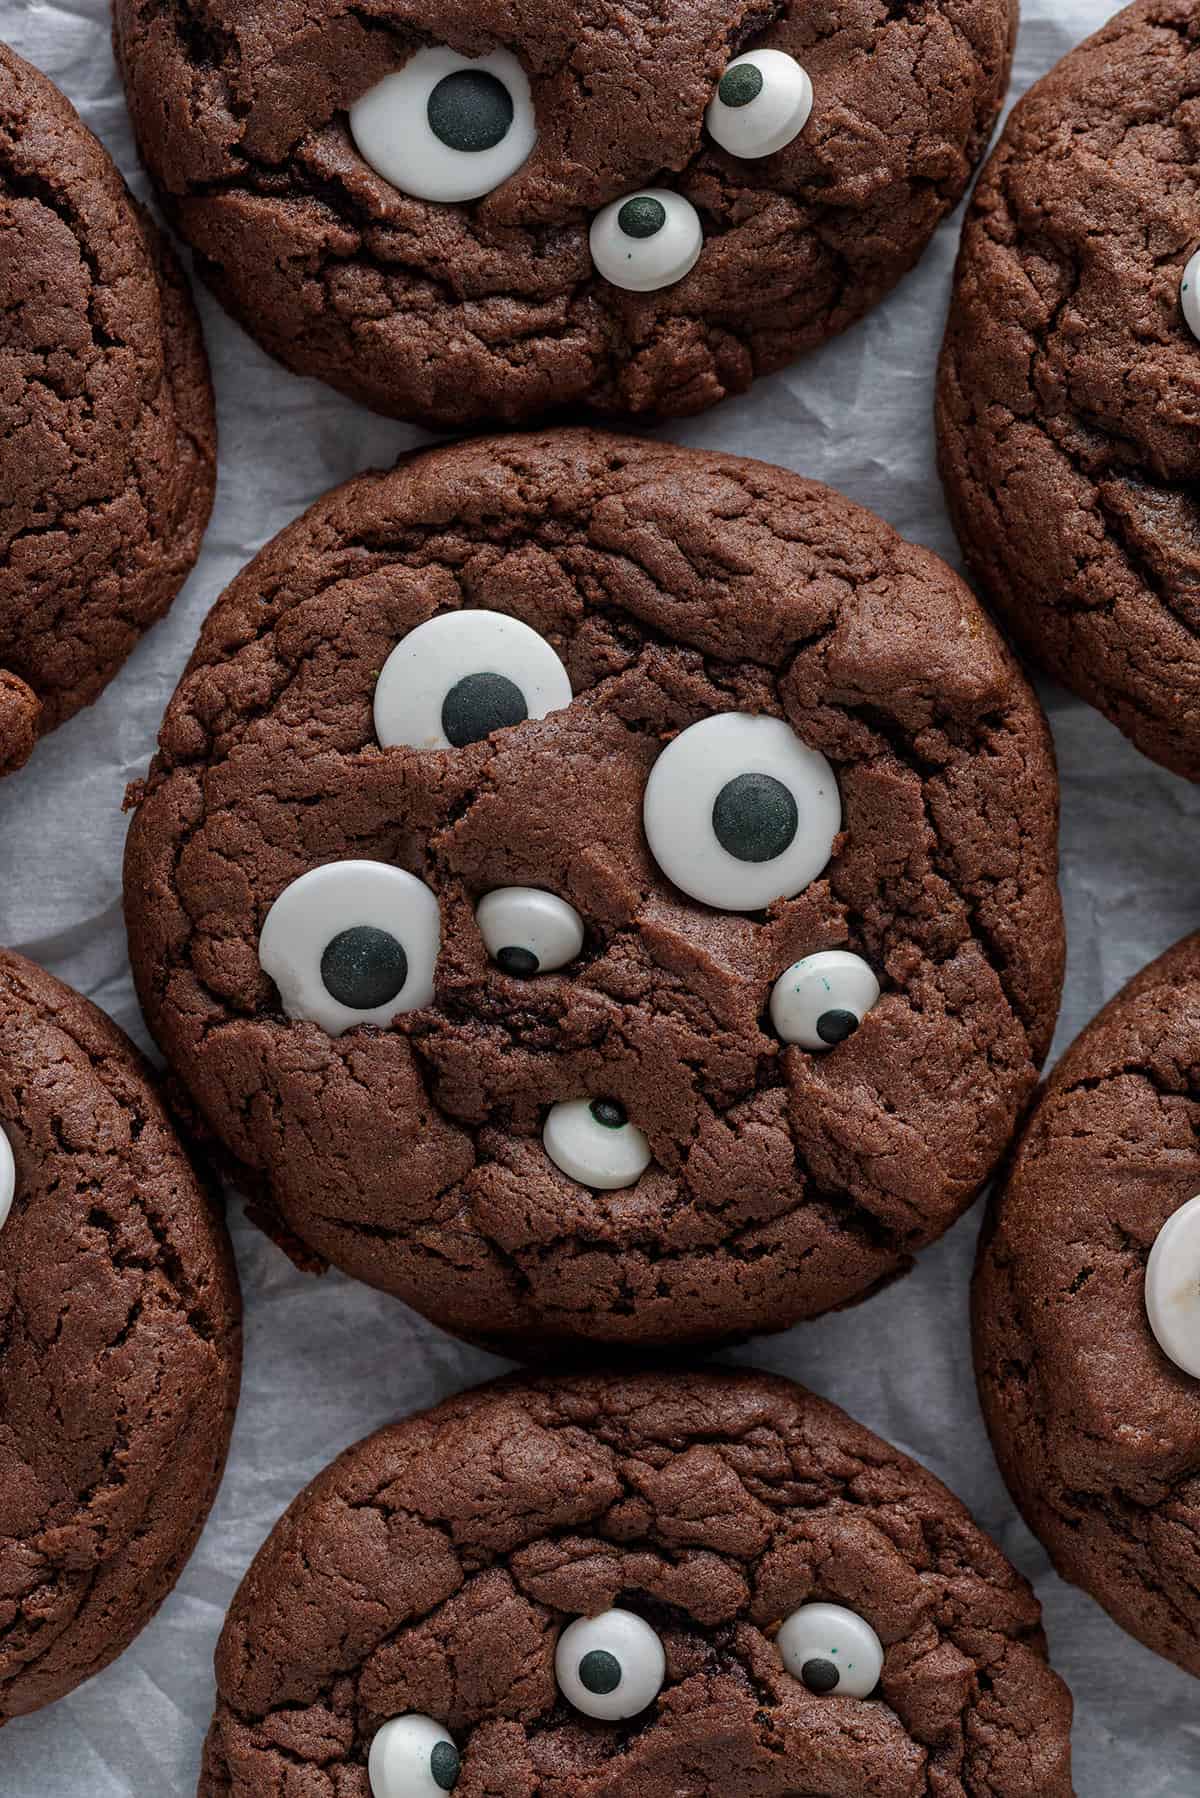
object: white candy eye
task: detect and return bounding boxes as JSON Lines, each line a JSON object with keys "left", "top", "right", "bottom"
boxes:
{"left": 259, "top": 861, "right": 441, "bottom": 1037}
{"left": 476, "top": 888, "right": 584, "bottom": 977}
{"left": 770, "top": 950, "right": 880, "bottom": 1050}
{"left": 555, "top": 1609, "right": 666, "bottom": 1719}
{"left": 643, "top": 713, "right": 841, "bottom": 912}
{"left": 777, "top": 1603, "right": 883, "bottom": 1699}
{"left": 374, "top": 611, "right": 572, "bottom": 752}
{"left": 369, "top": 1713, "right": 460, "bottom": 1796}
{"left": 350, "top": 46, "right": 536, "bottom": 204}
{"left": 543, "top": 1098, "right": 652, "bottom": 1190}
{"left": 1182, "top": 249, "right": 1200, "bottom": 342}
{"left": 706, "top": 49, "right": 813, "bottom": 159}
{"left": 1145, "top": 1194, "right": 1200, "bottom": 1378}
{"left": 589, "top": 190, "right": 703, "bottom": 293}
{"left": 0, "top": 1122, "right": 13, "bottom": 1231}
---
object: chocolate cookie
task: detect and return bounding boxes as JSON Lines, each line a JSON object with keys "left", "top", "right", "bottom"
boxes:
{"left": 199, "top": 1367, "right": 1074, "bottom": 1797}
{"left": 974, "top": 932, "right": 1200, "bottom": 1680}
{"left": 113, "top": 0, "right": 1016, "bottom": 430}
{"left": 0, "top": 948, "right": 241, "bottom": 1720}
{"left": 0, "top": 43, "right": 216, "bottom": 779}
{"left": 937, "top": 1, "right": 1200, "bottom": 782}
{"left": 124, "top": 430, "right": 1063, "bottom": 1354}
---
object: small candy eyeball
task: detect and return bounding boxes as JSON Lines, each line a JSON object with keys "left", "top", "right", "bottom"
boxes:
{"left": 0, "top": 1122, "right": 13, "bottom": 1231}
{"left": 1181, "top": 249, "right": 1200, "bottom": 342}
{"left": 777, "top": 1603, "right": 884, "bottom": 1699}
{"left": 706, "top": 49, "right": 814, "bottom": 159}
{"left": 350, "top": 45, "right": 536, "bottom": 204}
{"left": 643, "top": 712, "right": 841, "bottom": 912}
{"left": 374, "top": 610, "right": 572, "bottom": 752}
{"left": 543, "top": 1098, "right": 652, "bottom": 1190}
{"left": 770, "top": 950, "right": 881, "bottom": 1050}
{"left": 555, "top": 1609, "right": 666, "bottom": 1719}
{"left": 258, "top": 861, "right": 441, "bottom": 1038}
{"left": 590, "top": 190, "right": 703, "bottom": 293}
{"left": 368, "top": 1713, "right": 460, "bottom": 1796}
{"left": 1145, "top": 1193, "right": 1200, "bottom": 1378}
{"left": 476, "top": 888, "right": 585, "bottom": 977}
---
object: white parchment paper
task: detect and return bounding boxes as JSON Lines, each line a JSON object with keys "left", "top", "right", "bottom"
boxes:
{"left": 2, "top": 0, "right": 1199, "bottom": 1790}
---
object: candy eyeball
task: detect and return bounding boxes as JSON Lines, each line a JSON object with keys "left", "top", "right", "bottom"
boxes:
{"left": 555, "top": 1609, "right": 666, "bottom": 1719}
{"left": 777, "top": 1603, "right": 884, "bottom": 1699}
{"left": 374, "top": 610, "right": 572, "bottom": 752}
{"left": 1182, "top": 249, "right": 1200, "bottom": 342}
{"left": 259, "top": 861, "right": 441, "bottom": 1037}
{"left": 590, "top": 190, "right": 703, "bottom": 293}
{"left": 543, "top": 1098, "right": 652, "bottom": 1190}
{"left": 368, "top": 1714, "right": 460, "bottom": 1796}
{"left": 350, "top": 46, "right": 536, "bottom": 204}
{"left": 770, "top": 950, "right": 880, "bottom": 1050}
{"left": 643, "top": 712, "right": 841, "bottom": 911}
{"left": 1145, "top": 1193, "right": 1200, "bottom": 1378}
{"left": 476, "top": 888, "right": 584, "bottom": 977}
{"left": 706, "top": 49, "right": 814, "bottom": 159}
{"left": 0, "top": 1121, "right": 13, "bottom": 1231}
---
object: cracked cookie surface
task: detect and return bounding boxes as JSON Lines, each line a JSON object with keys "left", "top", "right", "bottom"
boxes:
{"left": 0, "top": 948, "right": 242, "bottom": 1721}
{"left": 113, "top": 0, "right": 1016, "bottom": 429}
{"left": 936, "top": 0, "right": 1200, "bottom": 781}
{"left": 974, "top": 932, "right": 1200, "bottom": 1679}
{"left": 124, "top": 430, "right": 1063, "bottom": 1354}
{"left": 198, "top": 1367, "right": 1074, "bottom": 1797}
{"left": 0, "top": 42, "right": 216, "bottom": 780}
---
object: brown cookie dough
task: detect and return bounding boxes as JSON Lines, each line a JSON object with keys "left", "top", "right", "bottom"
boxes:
{"left": 0, "top": 43, "right": 216, "bottom": 779}
{"left": 937, "top": 1, "right": 1200, "bottom": 782}
{"left": 124, "top": 430, "right": 1063, "bottom": 1354}
{"left": 199, "top": 1368, "right": 1075, "bottom": 1797}
{"left": 0, "top": 948, "right": 241, "bottom": 1721}
{"left": 974, "top": 932, "right": 1200, "bottom": 1680}
{"left": 113, "top": 0, "right": 1016, "bottom": 430}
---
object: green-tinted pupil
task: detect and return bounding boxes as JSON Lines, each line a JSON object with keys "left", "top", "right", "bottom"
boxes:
{"left": 719, "top": 63, "right": 764, "bottom": 108}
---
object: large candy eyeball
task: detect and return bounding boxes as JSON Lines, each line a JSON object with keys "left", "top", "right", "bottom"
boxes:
{"left": 706, "top": 49, "right": 813, "bottom": 159}
{"left": 259, "top": 861, "right": 441, "bottom": 1037}
{"left": 590, "top": 190, "right": 703, "bottom": 293}
{"left": 1145, "top": 1194, "right": 1200, "bottom": 1378}
{"left": 0, "top": 1122, "right": 13, "bottom": 1231}
{"left": 368, "top": 1713, "right": 460, "bottom": 1795}
{"left": 777, "top": 1603, "right": 884, "bottom": 1699}
{"left": 770, "top": 950, "right": 880, "bottom": 1050}
{"left": 1182, "top": 249, "right": 1200, "bottom": 342}
{"left": 555, "top": 1609, "right": 666, "bottom": 1719}
{"left": 374, "top": 611, "right": 572, "bottom": 752}
{"left": 350, "top": 46, "right": 536, "bottom": 204}
{"left": 543, "top": 1098, "right": 651, "bottom": 1190}
{"left": 476, "top": 888, "right": 584, "bottom": 977}
{"left": 643, "top": 713, "right": 841, "bottom": 912}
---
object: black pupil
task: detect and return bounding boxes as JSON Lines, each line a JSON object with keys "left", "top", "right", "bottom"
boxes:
{"left": 427, "top": 70, "right": 513, "bottom": 153}
{"left": 497, "top": 945, "right": 539, "bottom": 978}
{"left": 590, "top": 1098, "right": 627, "bottom": 1130}
{"left": 430, "top": 1739, "right": 460, "bottom": 1790}
{"left": 579, "top": 1648, "right": 622, "bottom": 1694}
{"left": 817, "top": 1008, "right": 859, "bottom": 1045}
{"left": 801, "top": 1656, "right": 841, "bottom": 1695}
{"left": 442, "top": 671, "right": 528, "bottom": 746}
{"left": 719, "top": 63, "right": 764, "bottom": 108}
{"left": 711, "top": 773, "right": 798, "bottom": 863}
{"left": 319, "top": 926, "right": 408, "bottom": 1010}
{"left": 618, "top": 196, "right": 667, "bottom": 240}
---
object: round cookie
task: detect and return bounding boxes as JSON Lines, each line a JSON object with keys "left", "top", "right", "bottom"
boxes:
{"left": 113, "top": 0, "right": 1017, "bottom": 429}
{"left": 937, "top": 1, "right": 1200, "bottom": 782}
{"left": 124, "top": 430, "right": 1064, "bottom": 1354}
{"left": 975, "top": 932, "right": 1200, "bottom": 1679}
{"left": 0, "top": 948, "right": 241, "bottom": 1720}
{"left": 198, "top": 1368, "right": 1074, "bottom": 1797}
{"left": 0, "top": 43, "right": 216, "bottom": 779}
